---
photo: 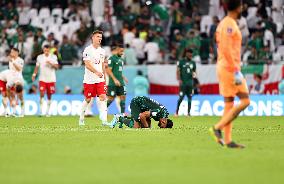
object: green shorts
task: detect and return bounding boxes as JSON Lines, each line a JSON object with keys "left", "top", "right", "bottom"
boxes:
{"left": 107, "top": 85, "right": 126, "bottom": 96}
{"left": 179, "top": 84, "right": 193, "bottom": 96}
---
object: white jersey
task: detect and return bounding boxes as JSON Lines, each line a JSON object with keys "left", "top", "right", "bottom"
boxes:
{"left": 82, "top": 45, "right": 106, "bottom": 84}
{"left": 36, "top": 53, "right": 58, "bottom": 83}
{"left": 0, "top": 69, "right": 10, "bottom": 82}
{"left": 9, "top": 57, "right": 24, "bottom": 76}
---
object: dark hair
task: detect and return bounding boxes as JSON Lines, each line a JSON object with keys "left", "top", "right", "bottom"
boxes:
{"left": 166, "top": 119, "right": 173, "bottom": 128}
{"left": 16, "top": 84, "right": 23, "bottom": 93}
{"left": 137, "top": 70, "right": 143, "bottom": 76}
{"left": 226, "top": 0, "right": 242, "bottom": 11}
{"left": 43, "top": 44, "right": 50, "bottom": 48}
{"left": 92, "top": 30, "right": 103, "bottom": 35}
{"left": 11, "top": 47, "right": 19, "bottom": 53}
{"left": 255, "top": 74, "right": 262, "bottom": 80}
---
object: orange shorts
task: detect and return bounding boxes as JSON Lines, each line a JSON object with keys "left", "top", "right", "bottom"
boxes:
{"left": 217, "top": 66, "right": 249, "bottom": 97}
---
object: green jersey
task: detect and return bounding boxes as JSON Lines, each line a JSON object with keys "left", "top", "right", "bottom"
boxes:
{"left": 108, "top": 54, "right": 125, "bottom": 86}
{"left": 177, "top": 59, "right": 196, "bottom": 85}
{"left": 130, "top": 96, "right": 169, "bottom": 122}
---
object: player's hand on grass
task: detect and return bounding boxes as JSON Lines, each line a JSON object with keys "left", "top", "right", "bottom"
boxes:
{"left": 114, "top": 79, "right": 121, "bottom": 86}
{"left": 234, "top": 71, "right": 243, "bottom": 85}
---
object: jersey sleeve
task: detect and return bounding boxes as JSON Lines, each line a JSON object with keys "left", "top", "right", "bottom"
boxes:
{"left": 36, "top": 56, "right": 40, "bottom": 66}
{"left": 108, "top": 56, "right": 114, "bottom": 68}
{"left": 52, "top": 55, "right": 58, "bottom": 64}
{"left": 82, "top": 48, "right": 91, "bottom": 61}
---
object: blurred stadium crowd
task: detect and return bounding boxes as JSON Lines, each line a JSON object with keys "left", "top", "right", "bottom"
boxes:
{"left": 0, "top": 0, "right": 283, "bottom": 66}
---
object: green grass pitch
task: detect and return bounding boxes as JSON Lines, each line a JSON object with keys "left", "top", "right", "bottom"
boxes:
{"left": 0, "top": 116, "right": 284, "bottom": 184}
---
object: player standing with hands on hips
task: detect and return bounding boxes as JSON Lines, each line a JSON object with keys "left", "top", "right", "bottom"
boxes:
{"left": 32, "top": 45, "right": 59, "bottom": 117}
{"left": 209, "top": 0, "right": 250, "bottom": 149}
{"left": 79, "top": 30, "right": 108, "bottom": 126}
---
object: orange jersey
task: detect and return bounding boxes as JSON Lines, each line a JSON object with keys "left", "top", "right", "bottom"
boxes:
{"left": 216, "top": 16, "right": 242, "bottom": 72}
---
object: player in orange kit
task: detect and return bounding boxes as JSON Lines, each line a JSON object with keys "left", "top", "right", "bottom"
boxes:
{"left": 209, "top": 0, "right": 250, "bottom": 149}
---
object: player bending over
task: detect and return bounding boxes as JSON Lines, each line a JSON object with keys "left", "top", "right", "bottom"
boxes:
{"left": 0, "top": 70, "right": 12, "bottom": 116}
{"left": 7, "top": 48, "right": 25, "bottom": 117}
{"left": 106, "top": 45, "right": 128, "bottom": 114}
{"left": 110, "top": 96, "right": 173, "bottom": 129}
{"left": 32, "top": 45, "right": 59, "bottom": 117}
{"left": 79, "top": 30, "right": 108, "bottom": 126}
{"left": 209, "top": 0, "right": 250, "bottom": 149}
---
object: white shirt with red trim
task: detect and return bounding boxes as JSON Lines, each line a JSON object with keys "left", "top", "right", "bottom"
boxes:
{"left": 82, "top": 44, "right": 106, "bottom": 84}
{"left": 36, "top": 53, "right": 58, "bottom": 83}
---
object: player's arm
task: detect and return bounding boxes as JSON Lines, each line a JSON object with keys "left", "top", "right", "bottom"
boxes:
{"left": 84, "top": 60, "right": 103, "bottom": 78}
{"left": 123, "top": 75, "right": 128, "bottom": 84}
{"left": 47, "top": 61, "right": 59, "bottom": 69}
{"left": 139, "top": 111, "right": 151, "bottom": 128}
{"left": 32, "top": 58, "right": 40, "bottom": 82}
{"left": 176, "top": 62, "right": 181, "bottom": 84}
{"left": 106, "top": 58, "right": 120, "bottom": 86}
{"left": 11, "top": 62, "right": 23, "bottom": 72}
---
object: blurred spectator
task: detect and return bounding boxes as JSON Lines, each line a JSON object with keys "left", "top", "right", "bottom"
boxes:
{"left": 178, "top": 30, "right": 201, "bottom": 62}
{"left": 209, "top": 16, "right": 219, "bottom": 38}
{"left": 3, "top": 2, "right": 18, "bottom": 21}
{"left": 131, "top": 32, "right": 146, "bottom": 64}
{"left": 123, "top": 26, "right": 135, "bottom": 46}
{"left": 137, "top": 6, "right": 151, "bottom": 30}
{"left": 59, "top": 35, "right": 78, "bottom": 64}
{"left": 31, "top": 36, "right": 43, "bottom": 61}
{"left": 73, "top": 23, "right": 91, "bottom": 47}
{"left": 64, "top": 86, "right": 72, "bottom": 94}
{"left": 133, "top": 70, "right": 149, "bottom": 96}
{"left": 42, "top": 33, "right": 57, "bottom": 48}
{"left": 250, "top": 74, "right": 265, "bottom": 94}
{"left": 199, "top": 32, "right": 211, "bottom": 64}
{"left": 17, "top": 1, "right": 30, "bottom": 27}
{"left": 124, "top": 44, "right": 138, "bottom": 65}
{"left": 264, "top": 26, "right": 275, "bottom": 52}
{"left": 36, "top": 29, "right": 46, "bottom": 46}
{"left": 144, "top": 36, "right": 160, "bottom": 64}
{"left": 239, "top": 16, "right": 250, "bottom": 45}
{"left": 28, "top": 84, "right": 37, "bottom": 94}
{"left": 170, "top": 1, "right": 183, "bottom": 37}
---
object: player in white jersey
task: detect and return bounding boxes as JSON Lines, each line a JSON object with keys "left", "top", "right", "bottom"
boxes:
{"left": 79, "top": 30, "right": 108, "bottom": 126}
{"left": 7, "top": 48, "right": 25, "bottom": 117}
{"left": 32, "top": 45, "right": 59, "bottom": 116}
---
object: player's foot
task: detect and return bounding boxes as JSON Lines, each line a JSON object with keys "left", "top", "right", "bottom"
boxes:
{"left": 79, "top": 119, "right": 85, "bottom": 126}
{"left": 109, "top": 114, "right": 121, "bottom": 128}
{"left": 5, "top": 113, "right": 10, "bottom": 117}
{"left": 225, "top": 141, "right": 245, "bottom": 149}
{"left": 209, "top": 126, "right": 224, "bottom": 146}
{"left": 102, "top": 121, "right": 111, "bottom": 126}
{"left": 10, "top": 113, "right": 17, "bottom": 118}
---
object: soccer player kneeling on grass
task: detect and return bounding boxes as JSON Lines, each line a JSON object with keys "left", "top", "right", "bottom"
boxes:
{"left": 109, "top": 96, "right": 173, "bottom": 129}
{"left": 79, "top": 30, "right": 108, "bottom": 126}
{"left": 209, "top": 0, "right": 250, "bottom": 149}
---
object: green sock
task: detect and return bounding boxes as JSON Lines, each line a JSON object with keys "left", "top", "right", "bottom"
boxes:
{"left": 107, "top": 99, "right": 113, "bottom": 107}
{"left": 120, "top": 99, "right": 126, "bottom": 113}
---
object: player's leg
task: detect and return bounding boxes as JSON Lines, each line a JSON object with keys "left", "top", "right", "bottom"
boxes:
{"left": 185, "top": 86, "right": 193, "bottom": 116}
{"left": 39, "top": 81, "right": 46, "bottom": 116}
{"left": 1, "top": 91, "right": 9, "bottom": 116}
{"left": 46, "top": 82, "right": 56, "bottom": 117}
{"left": 17, "top": 91, "right": 25, "bottom": 117}
{"left": 176, "top": 89, "right": 185, "bottom": 116}
{"left": 8, "top": 88, "right": 17, "bottom": 116}
{"left": 110, "top": 115, "right": 134, "bottom": 128}
{"left": 118, "top": 86, "right": 127, "bottom": 114}
{"left": 222, "top": 97, "right": 234, "bottom": 144}
{"left": 107, "top": 86, "right": 116, "bottom": 107}
{"left": 79, "top": 83, "right": 94, "bottom": 125}
{"left": 96, "top": 82, "right": 108, "bottom": 125}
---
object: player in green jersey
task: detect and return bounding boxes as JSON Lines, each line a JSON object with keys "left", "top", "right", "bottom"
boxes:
{"left": 109, "top": 96, "right": 173, "bottom": 129}
{"left": 106, "top": 45, "right": 128, "bottom": 113}
{"left": 176, "top": 49, "right": 196, "bottom": 116}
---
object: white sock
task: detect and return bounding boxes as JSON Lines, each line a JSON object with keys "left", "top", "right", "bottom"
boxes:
{"left": 40, "top": 98, "right": 44, "bottom": 115}
{"left": 80, "top": 100, "right": 89, "bottom": 120}
{"left": 46, "top": 100, "right": 51, "bottom": 115}
{"left": 97, "top": 98, "right": 107, "bottom": 123}
{"left": 2, "top": 97, "right": 8, "bottom": 114}
{"left": 85, "top": 98, "right": 94, "bottom": 115}
{"left": 21, "top": 101, "right": 25, "bottom": 115}
{"left": 12, "top": 100, "right": 16, "bottom": 114}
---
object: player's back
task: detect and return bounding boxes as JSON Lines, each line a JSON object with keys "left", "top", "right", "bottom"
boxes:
{"left": 216, "top": 16, "right": 242, "bottom": 72}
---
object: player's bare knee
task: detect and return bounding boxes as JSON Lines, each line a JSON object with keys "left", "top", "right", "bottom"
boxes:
{"left": 99, "top": 94, "right": 107, "bottom": 101}
{"left": 85, "top": 98, "right": 91, "bottom": 103}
